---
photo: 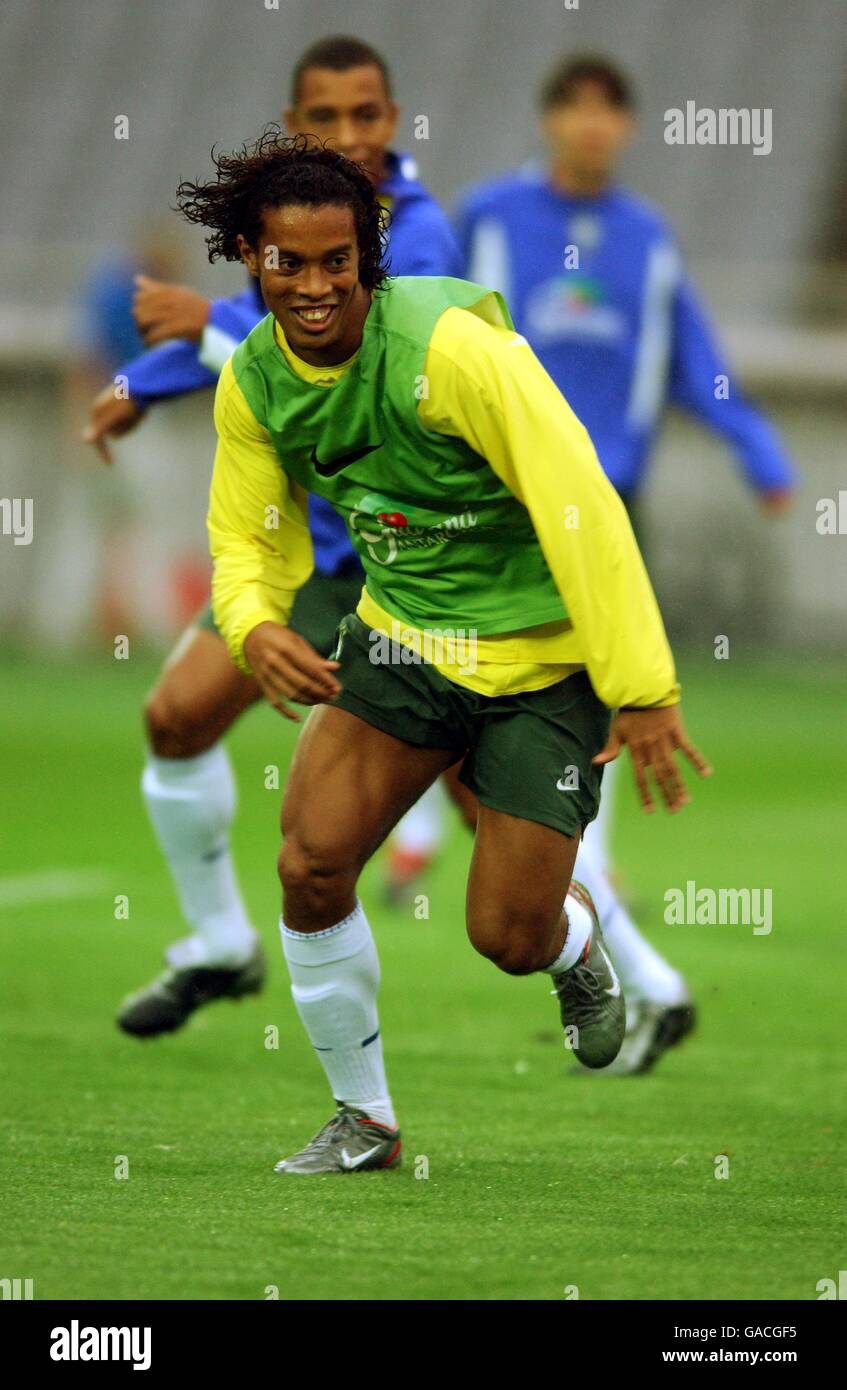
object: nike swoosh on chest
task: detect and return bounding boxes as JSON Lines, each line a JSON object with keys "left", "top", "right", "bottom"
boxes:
{"left": 311, "top": 441, "right": 384, "bottom": 477}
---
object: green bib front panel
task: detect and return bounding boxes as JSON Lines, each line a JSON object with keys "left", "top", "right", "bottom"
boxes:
{"left": 232, "top": 276, "right": 568, "bottom": 635}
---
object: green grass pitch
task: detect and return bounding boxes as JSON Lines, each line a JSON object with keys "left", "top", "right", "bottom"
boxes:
{"left": 1, "top": 649, "right": 844, "bottom": 1300}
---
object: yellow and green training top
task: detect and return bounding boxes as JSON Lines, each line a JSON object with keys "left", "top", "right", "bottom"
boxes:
{"left": 208, "top": 275, "right": 679, "bottom": 708}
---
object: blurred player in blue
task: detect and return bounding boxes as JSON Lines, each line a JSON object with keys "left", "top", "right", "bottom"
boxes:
{"left": 84, "top": 36, "right": 465, "bottom": 1035}
{"left": 455, "top": 54, "right": 796, "bottom": 1072}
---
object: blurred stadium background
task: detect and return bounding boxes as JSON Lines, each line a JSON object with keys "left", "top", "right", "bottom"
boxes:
{"left": 0, "top": 0, "right": 845, "bottom": 650}
{"left": 1, "top": 0, "right": 845, "bottom": 1303}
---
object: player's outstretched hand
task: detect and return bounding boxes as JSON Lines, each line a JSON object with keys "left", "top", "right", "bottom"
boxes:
{"left": 592, "top": 704, "right": 712, "bottom": 815}
{"left": 133, "top": 276, "right": 211, "bottom": 345}
{"left": 244, "top": 621, "right": 342, "bottom": 723}
{"left": 82, "top": 385, "right": 144, "bottom": 464}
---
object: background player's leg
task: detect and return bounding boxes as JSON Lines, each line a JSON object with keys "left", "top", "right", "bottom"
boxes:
{"left": 586, "top": 491, "right": 639, "bottom": 880}
{"left": 386, "top": 760, "right": 477, "bottom": 899}
{"left": 386, "top": 781, "right": 446, "bottom": 898}
{"left": 141, "top": 621, "right": 262, "bottom": 969}
{"left": 573, "top": 829, "right": 693, "bottom": 1072}
{"left": 278, "top": 705, "right": 456, "bottom": 1138}
{"left": 582, "top": 752, "right": 618, "bottom": 876}
{"left": 441, "top": 760, "right": 479, "bottom": 832}
{"left": 574, "top": 829, "right": 687, "bottom": 1007}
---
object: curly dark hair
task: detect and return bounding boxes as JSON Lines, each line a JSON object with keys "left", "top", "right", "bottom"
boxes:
{"left": 175, "top": 128, "right": 390, "bottom": 291}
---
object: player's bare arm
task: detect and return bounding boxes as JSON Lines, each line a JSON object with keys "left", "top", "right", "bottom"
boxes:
{"left": 243, "top": 620, "right": 341, "bottom": 723}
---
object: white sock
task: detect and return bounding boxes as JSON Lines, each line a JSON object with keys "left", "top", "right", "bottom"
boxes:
{"left": 574, "top": 834, "right": 687, "bottom": 1006}
{"left": 281, "top": 902, "right": 396, "bottom": 1129}
{"left": 544, "top": 890, "right": 594, "bottom": 975}
{"left": 393, "top": 780, "right": 445, "bottom": 857}
{"left": 141, "top": 747, "right": 257, "bottom": 969}
{"left": 586, "top": 754, "right": 620, "bottom": 876}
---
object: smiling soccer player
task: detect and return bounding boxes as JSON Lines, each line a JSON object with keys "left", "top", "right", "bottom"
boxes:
{"left": 185, "top": 133, "right": 711, "bottom": 1174}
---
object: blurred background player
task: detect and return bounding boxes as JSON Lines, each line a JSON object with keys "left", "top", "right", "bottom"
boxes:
{"left": 83, "top": 36, "right": 463, "bottom": 1034}
{"left": 61, "top": 223, "right": 189, "bottom": 647}
{"left": 455, "top": 54, "right": 796, "bottom": 1071}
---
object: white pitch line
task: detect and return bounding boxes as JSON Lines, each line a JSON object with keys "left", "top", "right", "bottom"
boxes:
{"left": 0, "top": 868, "right": 113, "bottom": 908}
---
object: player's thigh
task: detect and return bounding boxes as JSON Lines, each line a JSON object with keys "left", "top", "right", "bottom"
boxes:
{"left": 466, "top": 803, "right": 580, "bottom": 952}
{"left": 461, "top": 670, "right": 609, "bottom": 950}
{"left": 281, "top": 703, "right": 457, "bottom": 875}
{"left": 144, "top": 619, "right": 261, "bottom": 756}
{"left": 460, "top": 670, "right": 609, "bottom": 850}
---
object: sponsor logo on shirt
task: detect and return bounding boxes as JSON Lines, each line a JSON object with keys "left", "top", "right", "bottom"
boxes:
{"left": 349, "top": 498, "right": 479, "bottom": 566}
{"left": 524, "top": 275, "right": 626, "bottom": 345}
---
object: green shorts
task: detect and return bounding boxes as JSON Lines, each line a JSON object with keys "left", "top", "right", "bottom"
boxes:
{"left": 196, "top": 564, "right": 365, "bottom": 659}
{"left": 330, "top": 614, "right": 611, "bottom": 838}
